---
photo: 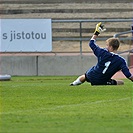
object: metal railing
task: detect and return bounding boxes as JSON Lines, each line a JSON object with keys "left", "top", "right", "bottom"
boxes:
{"left": 52, "top": 19, "right": 133, "bottom": 55}
{"left": 113, "top": 30, "right": 133, "bottom": 38}
{"left": 114, "top": 29, "right": 133, "bottom": 54}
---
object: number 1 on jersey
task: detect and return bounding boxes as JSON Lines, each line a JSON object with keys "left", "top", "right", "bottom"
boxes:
{"left": 102, "top": 61, "right": 111, "bottom": 74}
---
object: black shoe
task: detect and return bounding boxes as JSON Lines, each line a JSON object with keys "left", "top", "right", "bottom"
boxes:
{"left": 70, "top": 83, "right": 74, "bottom": 86}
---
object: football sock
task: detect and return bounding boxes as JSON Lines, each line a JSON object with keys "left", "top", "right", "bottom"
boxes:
{"left": 72, "top": 77, "right": 82, "bottom": 85}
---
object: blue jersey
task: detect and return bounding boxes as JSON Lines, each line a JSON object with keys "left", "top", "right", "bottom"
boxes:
{"left": 85, "top": 39, "right": 131, "bottom": 85}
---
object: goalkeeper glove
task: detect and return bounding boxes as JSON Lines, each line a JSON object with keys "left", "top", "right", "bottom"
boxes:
{"left": 94, "top": 22, "right": 106, "bottom": 36}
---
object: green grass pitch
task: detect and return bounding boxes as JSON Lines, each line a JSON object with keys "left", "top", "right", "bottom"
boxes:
{"left": 0, "top": 76, "right": 132, "bottom": 133}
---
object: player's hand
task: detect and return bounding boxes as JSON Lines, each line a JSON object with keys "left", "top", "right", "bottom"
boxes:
{"left": 129, "top": 75, "right": 133, "bottom": 82}
{"left": 94, "top": 22, "right": 106, "bottom": 36}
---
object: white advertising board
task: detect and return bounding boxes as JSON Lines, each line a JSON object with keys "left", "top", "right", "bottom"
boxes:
{"left": 0, "top": 19, "right": 52, "bottom": 52}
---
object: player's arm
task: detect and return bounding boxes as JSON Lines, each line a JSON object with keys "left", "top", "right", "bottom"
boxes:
{"left": 122, "top": 68, "right": 133, "bottom": 82}
{"left": 91, "top": 35, "right": 98, "bottom": 40}
{"left": 89, "top": 22, "right": 106, "bottom": 56}
{"left": 121, "top": 62, "right": 133, "bottom": 82}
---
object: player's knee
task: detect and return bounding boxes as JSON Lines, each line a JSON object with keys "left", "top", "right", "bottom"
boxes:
{"left": 116, "top": 80, "right": 124, "bottom": 85}
{"left": 80, "top": 75, "right": 86, "bottom": 83}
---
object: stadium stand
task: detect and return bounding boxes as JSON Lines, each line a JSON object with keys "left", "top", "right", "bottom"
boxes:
{"left": 0, "top": 0, "right": 132, "bottom": 52}
{"left": 0, "top": 0, "right": 132, "bottom": 76}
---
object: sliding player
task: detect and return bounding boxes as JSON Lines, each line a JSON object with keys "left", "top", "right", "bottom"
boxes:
{"left": 70, "top": 22, "right": 133, "bottom": 86}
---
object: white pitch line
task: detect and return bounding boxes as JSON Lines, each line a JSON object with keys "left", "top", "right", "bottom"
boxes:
{"left": 0, "top": 97, "right": 131, "bottom": 115}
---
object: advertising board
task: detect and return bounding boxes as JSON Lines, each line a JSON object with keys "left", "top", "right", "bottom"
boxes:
{"left": 0, "top": 19, "right": 52, "bottom": 52}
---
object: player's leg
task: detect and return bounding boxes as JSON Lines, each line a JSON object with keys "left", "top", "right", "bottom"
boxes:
{"left": 106, "top": 79, "right": 124, "bottom": 85}
{"left": 116, "top": 80, "right": 124, "bottom": 85}
{"left": 70, "top": 74, "right": 86, "bottom": 86}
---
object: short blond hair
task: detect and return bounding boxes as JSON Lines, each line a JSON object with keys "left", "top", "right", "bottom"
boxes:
{"left": 106, "top": 38, "right": 120, "bottom": 50}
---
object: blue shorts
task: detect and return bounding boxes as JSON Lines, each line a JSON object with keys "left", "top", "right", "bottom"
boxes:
{"left": 85, "top": 73, "right": 117, "bottom": 85}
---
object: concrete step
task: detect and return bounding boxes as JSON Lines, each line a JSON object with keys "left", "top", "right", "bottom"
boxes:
{"left": 52, "top": 28, "right": 130, "bottom": 33}
{"left": 0, "top": 8, "right": 132, "bottom": 14}
{"left": 1, "top": 2, "right": 132, "bottom": 19}
{"left": 1, "top": 12, "right": 132, "bottom": 19}
{"left": 1, "top": 3, "right": 131, "bottom": 10}
{"left": 0, "top": 0, "right": 132, "bottom": 4}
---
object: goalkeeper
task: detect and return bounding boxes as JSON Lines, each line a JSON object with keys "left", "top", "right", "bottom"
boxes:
{"left": 70, "top": 22, "right": 133, "bottom": 86}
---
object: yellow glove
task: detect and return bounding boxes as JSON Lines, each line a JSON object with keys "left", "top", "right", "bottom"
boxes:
{"left": 94, "top": 22, "right": 106, "bottom": 36}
